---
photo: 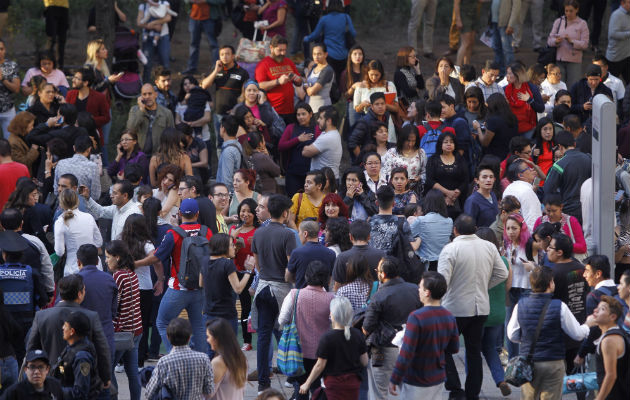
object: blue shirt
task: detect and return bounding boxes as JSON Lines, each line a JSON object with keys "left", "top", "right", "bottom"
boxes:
{"left": 464, "top": 191, "right": 499, "bottom": 228}
{"left": 411, "top": 212, "right": 453, "bottom": 261}
{"left": 78, "top": 265, "right": 117, "bottom": 353}
{"left": 216, "top": 139, "right": 242, "bottom": 192}
{"left": 287, "top": 241, "right": 336, "bottom": 289}
{"left": 304, "top": 12, "right": 356, "bottom": 60}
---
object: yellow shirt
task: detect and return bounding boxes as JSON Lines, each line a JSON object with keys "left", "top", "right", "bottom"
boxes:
{"left": 44, "top": 0, "right": 69, "bottom": 8}
{"left": 290, "top": 193, "right": 321, "bottom": 226}
{"left": 216, "top": 214, "right": 228, "bottom": 234}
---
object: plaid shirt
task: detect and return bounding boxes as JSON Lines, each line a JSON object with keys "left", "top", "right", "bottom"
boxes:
{"left": 474, "top": 77, "right": 505, "bottom": 101}
{"left": 145, "top": 346, "right": 214, "bottom": 399}
{"left": 336, "top": 280, "right": 371, "bottom": 311}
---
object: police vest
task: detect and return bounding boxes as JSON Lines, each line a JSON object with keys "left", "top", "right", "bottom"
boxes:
{"left": 54, "top": 338, "right": 102, "bottom": 398}
{"left": 0, "top": 263, "right": 34, "bottom": 315}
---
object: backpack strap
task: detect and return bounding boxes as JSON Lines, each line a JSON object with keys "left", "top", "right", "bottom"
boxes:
{"left": 171, "top": 226, "right": 189, "bottom": 238}
{"left": 294, "top": 193, "right": 304, "bottom": 224}
{"left": 367, "top": 281, "right": 379, "bottom": 303}
{"left": 199, "top": 225, "right": 208, "bottom": 238}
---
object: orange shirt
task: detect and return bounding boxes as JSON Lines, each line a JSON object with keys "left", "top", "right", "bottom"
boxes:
{"left": 190, "top": 3, "right": 210, "bottom": 20}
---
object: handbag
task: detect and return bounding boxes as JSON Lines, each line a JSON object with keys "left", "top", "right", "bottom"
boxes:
{"left": 344, "top": 14, "right": 355, "bottom": 49}
{"left": 562, "top": 366, "right": 598, "bottom": 394}
{"left": 538, "top": 17, "right": 565, "bottom": 66}
{"left": 277, "top": 289, "right": 305, "bottom": 377}
{"left": 504, "top": 298, "right": 552, "bottom": 387}
{"left": 236, "top": 28, "right": 270, "bottom": 64}
{"left": 51, "top": 252, "right": 67, "bottom": 284}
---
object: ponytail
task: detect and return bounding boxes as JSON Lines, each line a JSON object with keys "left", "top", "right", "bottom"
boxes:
{"left": 343, "top": 325, "right": 350, "bottom": 341}
{"left": 63, "top": 209, "right": 75, "bottom": 225}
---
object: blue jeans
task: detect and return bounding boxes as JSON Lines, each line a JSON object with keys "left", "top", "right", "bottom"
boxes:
{"left": 156, "top": 288, "right": 206, "bottom": 352}
{"left": 0, "top": 356, "right": 18, "bottom": 395}
{"left": 112, "top": 334, "right": 142, "bottom": 400}
{"left": 481, "top": 325, "right": 506, "bottom": 385}
{"left": 187, "top": 18, "right": 219, "bottom": 72}
{"left": 204, "top": 314, "right": 238, "bottom": 359}
{"left": 491, "top": 23, "right": 514, "bottom": 76}
{"left": 142, "top": 36, "right": 170, "bottom": 83}
{"left": 255, "top": 286, "right": 281, "bottom": 389}
{"left": 347, "top": 101, "right": 361, "bottom": 133}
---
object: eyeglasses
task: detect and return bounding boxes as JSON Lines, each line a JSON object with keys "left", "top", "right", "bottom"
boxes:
{"left": 365, "top": 161, "right": 380, "bottom": 166}
{"left": 26, "top": 365, "right": 47, "bottom": 372}
{"left": 177, "top": 186, "right": 189, "bottom": 192}
{"left": 548, "top": 246, "right": 557, "bottom": 251}
{"left": 518, "top": 166, "right": 534, "bottom": 174}
{"left": 213, "top": 193, "right": 229, "bottom": 198}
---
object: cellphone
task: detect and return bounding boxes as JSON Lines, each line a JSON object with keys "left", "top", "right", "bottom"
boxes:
{"left": 288, "top": 72, "right": 295, "bottom": 79}
{"left": 52, "top": 155, "right": 59, "bottom": 163}
{"left": 57, "top": 116, "right": 64, "bottom": 125}
{"left": 531, "top": 143, "right": 537, "bottom": 152}
{"left": 141, "top": 98, "right": 147, "bottom": 105}
{"left": 243, "top": 5, "right": 250, "bottom": 10}
{"left": 414, "top": 59, "right": 419, "bottom": 66}
{"left": 519, "top": 257, "right": 528, "bottom": 263}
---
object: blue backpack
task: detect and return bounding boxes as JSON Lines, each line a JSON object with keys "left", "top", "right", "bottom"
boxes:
{"left": 420, "top": 122, "right": 446, "bottom": 159}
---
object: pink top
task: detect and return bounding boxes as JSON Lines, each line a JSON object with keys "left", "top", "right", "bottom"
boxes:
{"left": 21, "top": 67, "right": 70, "bottom": 89}
{"left": 279, "top": 286, "right": 334, "bottom": 359}
{"left": 210, "top": 369, "right": 245, "bottom": 400}
{"left": 547, "top": 17, "right": 589, "bottom": 64}
{"left": 533, "top": 213, "right": 587, "bottom": 254}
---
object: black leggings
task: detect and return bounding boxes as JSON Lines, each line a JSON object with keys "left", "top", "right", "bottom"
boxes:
{"left": 237, "top": 272, "right": 254, "bottom": 344}
{"left": 137, "top": 289, "right": 154, "bottom": 366}
{"left": 45, "top": 6, "right": 69, "bottom": 68}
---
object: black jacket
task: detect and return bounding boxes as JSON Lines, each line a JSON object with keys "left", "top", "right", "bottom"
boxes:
{"left": 543, "top": 148, "right": 591, "bottom": 220}
{"left": 0, "top": 377, "right": 64, "bottom": 400}
{"left": 569, "top": 79, "right": 614, "bottom": 123}
{"left": 26, "top": 124, "right": 90, "bottom": 159}
{"left": 348, "top": 108, "right": 392, "bottom": 154}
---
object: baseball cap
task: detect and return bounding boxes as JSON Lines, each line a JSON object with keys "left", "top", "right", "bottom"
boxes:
{"left": 180, "top": 198, "right": 199, "bottom": 216}
{"left": 26, "top": 349, "right": 50, "bottom": 364}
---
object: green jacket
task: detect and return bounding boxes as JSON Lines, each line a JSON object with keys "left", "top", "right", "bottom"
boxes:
{"left": 126, "top": 105, "right": 174, "bottom": 154}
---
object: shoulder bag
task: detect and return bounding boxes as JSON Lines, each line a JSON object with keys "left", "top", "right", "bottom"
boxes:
{"left": 277, "top": 289, "right": 305, "bottom": 377}
{"left": 504, "top": 298, "right": 552, "bottom": 386}
{"left": 538, "top": 17, "right": 565, "bottom": 66}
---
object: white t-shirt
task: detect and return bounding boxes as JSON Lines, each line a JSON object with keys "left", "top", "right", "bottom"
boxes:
{"left": 175, "top": 101, "right": 212, "bottom": 141}
{"left": 136, "top": 241, "right": 156, "bottom": 290}
{"left": 312, "top": 129, "right": 342, "bottom": 178}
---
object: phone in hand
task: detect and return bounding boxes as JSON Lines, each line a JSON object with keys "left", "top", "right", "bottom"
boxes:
{"left": 57, "top": 116, "right": 64, "bottom": 125}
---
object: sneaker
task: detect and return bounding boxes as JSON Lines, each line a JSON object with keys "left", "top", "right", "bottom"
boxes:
{"left": 423, "top": 52, "right": 436, "bottom": 60}
{"left": 284, "top": 381, "right": 293, "bottom": 388}
{"left": 247, "top": 370, "right": 258, "bottom": 381}
{"left": 499, "top": 382, "right": 512, "bottom": 396}
{"left": 115, "top": 364, "right": 124, "bottom": 373}
{"left": 241, "top": 343, "right": 253, "bottom": 351}
{"left": 442, "top": 48, "right": 457, "bottom": 57}
{"left": 257, "top": 385, "right": 270, "bottom": 395}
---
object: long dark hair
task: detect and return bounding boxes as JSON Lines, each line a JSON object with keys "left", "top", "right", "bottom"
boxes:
{"left": 177, "top": 75, "right": 199, "bottom": 103}
{"left": 105, "top": 240, "right": 136, "bottom": 271}
{"left": 339, "top": 166, "right": 369, "bottom": 196}
{"left": 464, "top": 86, "right": 487, "bottom": 119}
{"left": 142, "top": 197, "right": 163, "bottom": 243}
{"left": 486, "top": 92, "right": 518, "bottom": 128}
{"left": 533, "top": 116, "right": 555, "bottom": 151}
{"left": 4, "top": 179, "right": 38, "bottom": 211}
{"left": 345, "top": 44, "right": 367, "bottom": 90}
{"left": 325, "top": 217, "right": 352, "bottom": 251}
{"left": 206, "top": 318, "right": 248, "bottom": 388}
{"left": 237, "top": 198, "right": 260, "bottom": 228}
{"left": 395, "top": 124, "right": 420, "bottom": 154}
{"left": 121, "top": 214, "right": 154, "bottom": 261}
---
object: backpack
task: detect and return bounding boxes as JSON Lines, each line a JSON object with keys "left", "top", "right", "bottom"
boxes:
{"left": 225, "top": 142, "right": 248, "bottom": 170}
{"left": 172, "top": 225, "right": 211, "bottom": 290}
{"left": 391, "top": 217, "right": 423, "bottom": 284}
{"left": 420, "top": 122, "right": 446, "bottom": 159}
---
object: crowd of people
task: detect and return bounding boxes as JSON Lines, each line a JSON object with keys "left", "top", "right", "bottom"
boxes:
{"left": 0, "top": 0, "right": 629, "bottom": 399}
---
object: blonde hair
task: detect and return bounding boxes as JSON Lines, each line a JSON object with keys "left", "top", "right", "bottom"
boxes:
{"left": 85, "top": 39, "right": 110, "bottom": 77}
{"left": 59, "top": 189, "right": 79, "bottom": 224}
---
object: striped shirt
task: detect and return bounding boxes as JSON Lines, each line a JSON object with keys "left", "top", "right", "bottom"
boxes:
{"left": 390, "top": 306, "right": 460, "bottom": 387}
{"left": 113, "top": 269, "right": 143, "bottom": 336}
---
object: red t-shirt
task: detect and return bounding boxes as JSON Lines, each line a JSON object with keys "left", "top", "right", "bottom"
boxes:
{"left": 0, "top": 162, "right": 29, "bottom": 210}
{"left": 416, "top": 121, "right": 456, "bottom": 141}
{"left": 229, "top": 226, "right": 256, "bottom": 272}
{"left": 255, "top": 56, "right": 299, "bottom": 115}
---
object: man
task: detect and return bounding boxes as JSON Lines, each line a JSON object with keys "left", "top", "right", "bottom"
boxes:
{"left": 513, "top": 0, "right": 544, "bottom": 52}
{"left": 389, "top": 271, "right": 460, "bottom": 398}
{"left": 134, "top": 198, "right": 210, "bottom": 352}
{"left": 592, "top": 55, "right": 626, "bottom": 104}
{"left": 153, "top": 67, "right": 177, "bottom": 116}
{"left": 258, "top": 191, "right": 301, "bottom": 245}
{"left": 52, "top": 173, "right": 87, "bottom": 222}
{"left": 407, "top": 0, "right": 437, "bottom": 58}
{"left": 348, "top": 92, "right": 396, "bottom": 159}
{"left": 178, "top": 175, "right": 218, "bottom": 233}
{"left": 563, "top": 114, "right": 591, "bottom": 154}
{"left": 475, "top": 60, "right": 504, "bottom": 100}
{"left": 416, "top": 100, "right": 456, "bottom": 159}
{"left": 27, "top": 274, "right": 111, "bottom": 390}
{"left": 362, "top": 256, "right": 422, "bottom": 399}
{"left": 369, "top": 185, "right": 420, "bottom": 255}
{"left": 250, "top": 194, "right": 296, "bottom": 392}
{"left": 592, "top": 296, "right": 630, "bottom": 399}
{"left": 76, "top": 244, "right": 117, "bottom": 360}
{"left": 605, "top": 0, "right": 630, "bottom": 84}
{"left": 543, "top": 130, "right": 592, "bottom": 223}
{"left": 0, "top": 138, "right": 28, "bottom": 210}
{"left": 201, "top": 45, "right": 249, "bottom": 135}
{"left": 182, "top": 0, "right": 224, "bottom": 75}
{"left": 80, "top": 179, "right": 141, "bottom": 241}
{"left": 302, "top": 105, "right": 342, "bottom": 179}
{"left": 26, "top": 104, "right": 90, "bottom": 159}
{"left": 126, "top": 83, "right": 174, "bottom": 156}
{"left": 332, "top": 219, "right": 386, "bottom": 290}
{"left": 209, "top": 182, "right": 229, "bottom": 233}
{"left": 65, "top": 67, "right": 110, "bottom": 137}
{"left": 438, "top": 214, "right": 508, "bottom": 400}
{"left": 1, "top": 349, "right": 64, "bottom": 399}
{"left": 54, "top": 135, "right": 100, "bottom": 200}
{"left": 503, "top": 158, "right": 542, "bottom": 232}
{"left": 255, "top": 36, "right": 302, "bottom": 123}
{"left": 440, "top": 94, "right": 473, "bottom": 170}
{"left": 286, "top": 220, "right": 335, "bottom": 289}
{"left": 569, "top": 64, "right": 614, "bottom": 123}
{"left": 145, "top": 318, "right": 214, "bottom": 399}
{"left": 216, "top": 115, "right": 243, "bottom": 192}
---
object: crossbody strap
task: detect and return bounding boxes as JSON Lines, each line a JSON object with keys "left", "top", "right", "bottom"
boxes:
{"left": 290, "top": 289, "right": 300, "bottom": 324}
{"left": 527, "top": 298, "right": 552, "bottom": 362}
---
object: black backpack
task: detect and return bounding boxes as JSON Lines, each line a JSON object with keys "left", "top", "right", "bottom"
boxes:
{"left": 391, "top": 217, "right": 423, "bottom": 284}
{"left": 172, "top": 225, "right": 211, "bottom": 290}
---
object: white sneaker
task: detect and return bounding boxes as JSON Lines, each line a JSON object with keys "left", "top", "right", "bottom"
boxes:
{"left": 115, "top": 364, "right": 124, "bottom": 373}
{"left": 284, "top": 381, "right": 293, "bottom": 388}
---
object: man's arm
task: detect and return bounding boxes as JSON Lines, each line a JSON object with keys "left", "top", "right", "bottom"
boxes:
{"left": 90, "top": 163, "right": 101, "bottom": 200}
{"left": 488, "top": 247, "right": 509, "bottom": 289}
{"left": 89, "top": 316, "right": 112, "bottom": 383}
{"left": 126, "top": 106, "right": 146, "bottom": 132}
{"left": 390, "top": 313, "right": 419, "bottom": 386}
{"left": 301, "top": 143, "right": 321, "bottom": 158}
{"left": 361, "top": 298, "right": 381, "bottom": 335}
{"left": 437, "top": 244, "right": 454, "bottom": 286}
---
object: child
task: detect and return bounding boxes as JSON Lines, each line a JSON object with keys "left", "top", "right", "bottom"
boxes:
{"left": 139, "top": 0, "right": 177, "bottom": 47}
{"left": 404, "top": 202, "right": 422, "bottom": 226}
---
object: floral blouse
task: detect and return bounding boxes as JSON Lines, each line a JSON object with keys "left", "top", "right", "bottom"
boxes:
{"left": 379, "top": 147, "right": 427, "bottom": 187}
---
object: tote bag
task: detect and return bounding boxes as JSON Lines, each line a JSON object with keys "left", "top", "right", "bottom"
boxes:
{"left": 277, "top": 289, "right": 305, "bottom": 377}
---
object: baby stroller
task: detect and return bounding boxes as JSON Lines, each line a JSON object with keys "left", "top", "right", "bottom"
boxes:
{"left": 112, "top": 25, "right": 142, "bottom": 100}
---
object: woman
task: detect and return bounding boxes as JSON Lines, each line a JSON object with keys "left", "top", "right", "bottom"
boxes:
{"left": 336, "top": 255, "right": 376, "bottom": 311}
{"left": 411, "top": 189, "right": 453, "bottom": 271}
{"left": 179, "top": 123, "right": 209, "bottom": 184}
{"left": 200, "top": 234, "right": 253, "bottom": 350}
{"left": 463, "top": 86, "right": 487, "bottom": 131}
{"left": 528, "top": 222, "right": 558, "bottom": 266}
{"left": 121, "top": 215, "right": 165, "bottom": 368}
{"left": 278, "top": 102, "right": 318, "bottom": 197}
{"left": 290, "top": 170, "right": 325, "bottom": 226}
{"left": 434, "top": 57, "right": 464, "bottom": 105}
{"left": 473, "top": 93, "right": 519, "bottom": 160}
{"left": 464, "top": 164, "right": 498, "bottom": 228}
{"left": 393, "top": 46, "right": 424, "bottom": 105}
{"left": 7, "top": 111, "right": 38, "bottom": 174}
{"left": 324, "top": 217, "right": 352, "bottom": 256}
{"left": 504, "top": 213, "right": 532, "bottom": 358}
{"left": 85, "top": 38, "right": 122, "bottom": 96}
{"left": 234, "top": 104, "right": 272, "bottom": 147}
{"left": 247, "top": 131, "right": 281, "bottom": 193}
{"left": 318, "top": 193, "right": 349, "bottom": 244}
{"left": 54, "top": 189, "right": 103, "bottom": 276}
{"left": 4, "top": 179, "right": 46, "bottom": 242}
{"left": 21, "top": 51, "right": 69, "bottom": 96}
{"left": 340, "top": 166, "right": 378, "bottom": 220}
{"left": 298, "top": 296, "right": 368, "bottom": 399}
{"left": 547, "top": 0, "right": 589, "bottom": 88}
{"left": 279, "top": 261, "right": 335, "bottom": 399}
{"left": 301, "top": 43, "right": 335, "bottom": 113}
{"left": 228, "top": 199, "right": 259, "bottom": 351}
{"left": 108, "top": 130, "right": 149, "bottom": 183}
{"left": 321, "top": 167, "right": 338, "bottom": 196}
{"left": 379, "top": 124, "right": 426, "bottom": 192}
{"left": 425, "top": 132, "right": 468, "bottom": 219}
{"left": 541, "top": 64, "right": 567, "bottom": 113}
{"left": 362, "top": 152, "right": 383, "bottom": 193}
{"left": 236, "top": 80, "right": 286, "bottom": 141}
{"left": 533, "top": 194, "right": 587, "bottom": 259}
{"left": 531, "top": 117, "right": 556, "bottom": 181}
{"left": 389, "top": 167, "right": 418, "bottom": 216}
{"left": 504, "top": 63, "right": 545, "bottom": 138}
{"left": 27, "top": 82, "right": 62, "bottom": 125}
{"left": 149, "top": 128, "right": 192, "bottom": 187}
{"left": 353, "top": 60, "right": 399, "bottom": 116}
{"left": 205, "top": 318, "right": 248, "bottom": 400}
{"left": 0, "top": 39, "right": 20, "bottom": 138}
{"left": 405, "top": 98, "right": 425, "bottom": 126}
{"left": 258, "top": 0, "right": 288, "bottom": 38}
{"left": 225, "top": 169, "right": 259, "bottom": 227}
{"left": 362, "top": 122, "right": 392, "bottom": 158}
{"left": 341, "top": 45, "right": 367, "bottom": 129}
{"left": 152, "top": 164, "right": 182, "bottom": 225}
{"left": 175, "top": 76, "right": 212, "bottom": 143}
{"left": 105, "top": 240, "right": 143, "bottom": 400}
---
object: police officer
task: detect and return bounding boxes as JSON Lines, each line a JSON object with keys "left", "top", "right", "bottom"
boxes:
{"left": 54, "top": 311, "right": 103, "bottom": 400}
{"left": 0, "top": 230, "right": 48, "bottom": 363}
{"left": 0, "top": 349, "right": 64, "bottom": 399}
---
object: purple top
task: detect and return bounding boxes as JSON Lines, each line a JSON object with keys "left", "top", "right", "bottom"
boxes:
{"left": 107, "top": 150, "right": 149, "bottom": 184}
{"left": 262, "top": 0, "right": 287, "bottom": 38}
